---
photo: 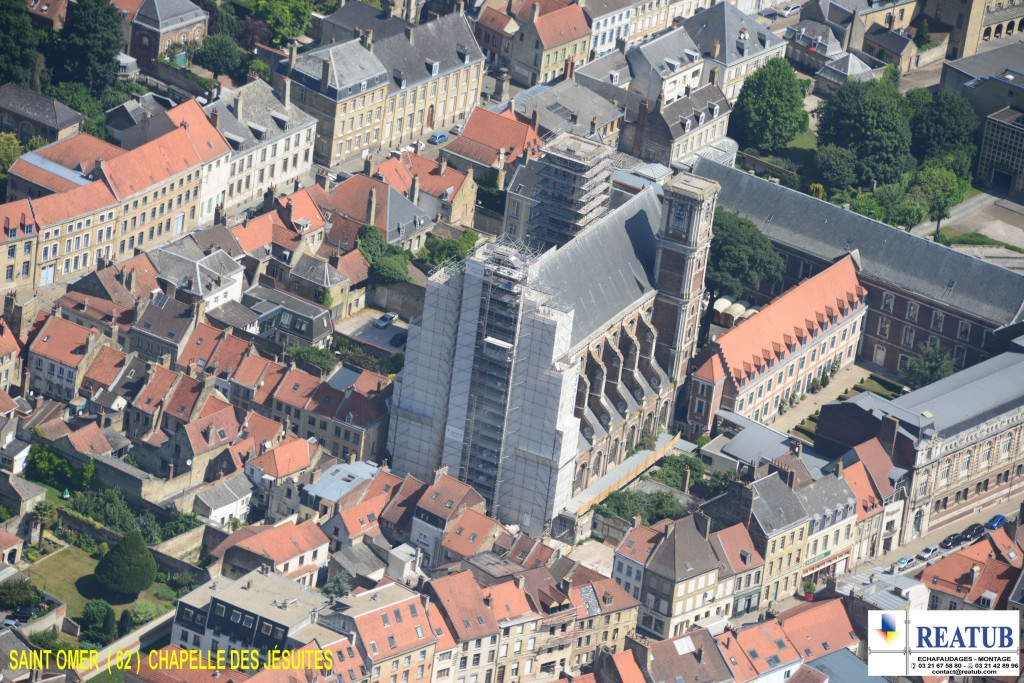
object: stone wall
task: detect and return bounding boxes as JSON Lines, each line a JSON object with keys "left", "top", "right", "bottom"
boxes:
{"left": 368, "top": 282, "right": 425, "bottom": 321}
{"left": 590, "top": 510, "right": 633, "bottom": 545}
{"left": 150, "top": 524, "right": 206, "bottom": 566}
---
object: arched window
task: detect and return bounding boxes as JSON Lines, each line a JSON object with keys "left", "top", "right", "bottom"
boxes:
{"left": 18, "top": 121, "right": 34, "bottom": 142}
{"left": 0, "top": 114, "right": 13, "bottom": 133}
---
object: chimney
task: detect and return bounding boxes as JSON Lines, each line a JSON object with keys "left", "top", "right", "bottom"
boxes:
{"left": 283, "top": 77, "right": 292, "bottom": 108}
{"left": 411, "top": 174, "right": 421, "bottom": 205}
{"left": 570, "top": 110, "right": 579, "bottom": 124}
{"left": 565, "top": 56, "right": 575, "bottom": 80}
{"left": 405, "top": 25, "right": 414, "bottom": 44}
{"left": 633, "top": 513, "right": 642, "bottom": 528}
{"left": 414, "top": 140, "right": 424, "bottom": 155}
{"left": 125, "top": 269, "right": 136, "bottom": 295}
{"left": 288, "top": 42, "right": 298, "bottom": 72}
{"left": 712, "top": 39, "right": 721, "bottom": 59}
{"left": 321, "top": 57, "right": 333, "bottom": 91}
{"left": 363, "top": 155, "right": 373, "bottom": 176}
{"left": 879, "top": 415, "right": 900, "bottom": 455}
{"left": 530, "top": 108, "right": 539, "bottom": 131}
{"left": 361, "top": 29, "right": 374, "bottom": 50}
{"left": 514, "top": 574, "right": 525, "bottom": 589}
{"left": 282, "top": 198, "right": 294, "bottom": 227}
{"left": 509, "top": 98, "right": 516, "bottom": 116}
{"left": 234, "top": 93, "right": 244, "bottom": 122}
{"left": 681, "top": 465, "right": 692, "bottom": 494}
{"left": 970, "top": 565, "right": 981, "bottom": 585}
{"left": 210, "top": 107, "right": 220, "bottom": 129}
{"left": 439, "top": 156, "right": 448, "bottom": 175}
{"left": 697, "top": 510, "right": 711, "bottom": 539}
{"left": 615, "top": 36, "right": 627, "bottom": 54}
{"left": 457, "top": 0, "right": 464, "bottom": 13}
{"left": 531, "top": 1, "right": 540, "bottom": 21}
{"left": 835, "top": 458, "right": 844, "bottom": 480}
{"left": 590, "top": 116, "right": 597, "bottom": 135}
{"left": 367, "top": 188, "right": 377, "bottom": 223}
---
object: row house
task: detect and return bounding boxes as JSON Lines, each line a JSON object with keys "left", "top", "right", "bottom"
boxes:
{"left": 841, "top": 459, "right": 885, "bottom": 565}
{"left": 842, "top": 438, "right": 907, "bottom": 556}
{"left": 566, "top": 578, "right": 639, "bottom": 672}
{"left": 58, "top": 254, "right": 159, "bottom": 347}
{"left": 626, "top": 0, "right": 673, "bottom": 46}
{"left": 474, "top": 0, "right": 568, "bottom": 68}
{"left": 244, "top": 434, "right": 319, "bottom": 509}
{"left": 219, "top": 519, "right": 330, "bottom": 587}
{"left": 176, "top": 323, "right": 251, "bottom": 396}
{"left": 693, "top": 158, "right": 1024, "bottom": 377}
{"left": 685, "top": 255, "right": 867, "bottom": 439}
{"left": 27, "top": 314, "right": 105, "bottom": 401}
{"left": 625, "top": 26, "right": 705, "bottom": 105}
{"left": 816, "top": 335, "right": 1024, "bottom": 545}
{"left": 203, "top": 79, "right": 317, "bottom": 217}
{"left": 129, "top": 292, "right": 199, "bottom": 365}
{"left": 275, "top": 12, "right": 485, "bottom": 167}
{"left": 509, "top": 3, "right": 591, "bottom": 86}
{"left": 277, "top": 457, "right": 380, "bottom": 523}
{"left": 441, "top": 106, "right": 543, "bottom": 190}
{"left": 439, "top": 508, "right": 508, "bottom": 566}
{"left": 793, "top": 470, "right": 857, "bottom": 585}
{"left": 584, "top": 0, "right": 634, "bottom": 59}
{"left": 373, "top": 152, "right": 478, "bottom": 229}
{"left": 79, "top": 346, "right": 149, "bottom": 430}
{"left": 411, "top": 467, "right": 486, "bottom": 569}
{"left": 920, "top": 538, "right": 1022, "bottom": 611}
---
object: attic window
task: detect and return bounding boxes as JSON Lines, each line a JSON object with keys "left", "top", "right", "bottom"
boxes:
{"left": 177, "top": 406, "right": 186, "bottom": 414}
{"left": 445, "top": 501, "right": 453, "bottom": 508}
{"left": 463, "top": 618, "right": 471, "bottom": 628}
{"left": 476, "top": 615, "right": 484, "bottom": 624}
{"left": 197, "top": 359, "right": 207, "bottom": 367}
{"left": 292, "top": 383, "right": 300, "bottom": 391}
{"left": 217, "top": 429, "right": 227, "bottom": 440}
{"left": 143, "top": 322, "right": 152, "bottom": 329}
{"left": 430, "top": 492, "right": 439, "bottom": 500}
{"left": 748, "top": 650, "right": 759, "bottom": 660}
{"left": 43, "top": 336, "right": 50, "bottom": 342}
{"left": 197, "top": 338, "right": 204, "bottom": 345}
{"left": 775, "top": 639, "right": 786, "bottom": 650}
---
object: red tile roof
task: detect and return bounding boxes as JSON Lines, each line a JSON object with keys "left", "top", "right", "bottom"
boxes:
{"left": 712, "top": 521, "right": 765, "bottom": 572}
{"left": 442, "top": 509, "right": 506, "bottom": 558}
{"left": 0, "top": 529, "right": 21, "bottom": 551}
{"left": 82, "top": 345, "right": 127, "bottom": 393}
{"left": 351, "top": 591, "right": 438, "bottom": 662}
{"left": 533, "top": 3, "right": 589, "bottom": 48}
{"left": 918, "top": 541, "right": 1019, "bottom": 609}
{"left": 430, "top": 570, "right": 500, "bottom": 641}
{"left": 777, "top": 599, "right": 858, "bottom": 662}
{"left": 0, "top": 200, "right": 35, "bottom": 245}
{"left": 718, "top": 621, "right": 801, "bottom": 680}
{"left": 986, "top": 527, "right": 1023, "bottom": 569}
{"left": 59, "top": 291, "right": 133, "bottom": 332}
{"left": 29, "top": 315, "right": 98, "bottom": 368}
{"left": 444, "top": 107, "right": 543, "bottom": 167}
{"left": 67, "top": 423, "right": 113, "bottom": 457}
{"left": 476, "top": 6, "right": 517, "bottom": 35}
{"left": 248, "top": 435, "right": 315, "bottom": 479}
{"left": 118, "top": 253, "right": 160, "bottom": 299}
{"left": 705, "top": 255, "right": 865, "bottom": 383}
{"left": 616, "top": 524, "right": 662, "bottom": 564}
{"left": 99, "top": 126, "right": 202, "bottom": 201}
{"left": 0, "top": 387, "right": 16, "bottom": 416}
{"left": 509, "top": 0, "right": 570, "bottom": 22}
{"left": 568, "top": 577, "right": 639, "bottom": 617}
{"left": 178, "top": 323, "right": 250, "bottom": 378}
{"left": 111, "top": 0, "right": 145, "bottom": 23}
{"left": 694, "top": 354, "right": 725, "bottom": 382}
{"left": 375, "top": 152, "right": 469, "bottom": 202}
{"left": 135, "top": 365, "right": 178, "bottom": 415}
{"left": 232, "top": 355, "right": 287, "bottom": 406}
{"left": 33, "top": 133, "right": 126, "bottom": 174}
{"left": 184, "top": 404, "right": 240, "bottom": 457}
{"left": 165, "top": 373, "right": 202, "bottom": 421}
{"left": 365, "top": 468, "right": 403, "bottom": 501}
{"left": 31, "top": 179, "right": 117, "bottom": 227}
{"left": 165, "top": 100, "right": 231, "bottom": 163}
{"left": 337, "top": 493, "right": 387, "bottom": 540}
{"left": 0, "top": 320, "right": 20, "bottom": 359}
{"left": 842, "top": 461, "right": 883, "bottom": 523}
{"left": 851, "top": 438, "right": 895, "bottom": 497}
{"left": 418, "top": 474, "right": 485, "bottom": 521}
{"left": 240, "top": 411, "right": 284, "bottom": 450}
{"left": 320, "top": 175, "right": 391, "bottom": 245}
{"left": 234, "top": 520, "right": 329, "bottom": 564}
{"left": 274, "top": 367, "right": 321, "bottom": 409}
{"left": 609, "top": 651, "right": 646, "bottom": 683}
{"left": 480, "top": 579, "right": 535, "bottom": 622}
{"left": 380, "top": 474, "right": 428, "bottom": 528}
{"left": 335, "top": 250, "right": 370, "bottom": 286}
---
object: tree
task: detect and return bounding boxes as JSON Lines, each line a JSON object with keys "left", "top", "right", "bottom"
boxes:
{"left": 910, "top": 90, "right": 978, "bottom": 161}
{"left": 315, "top": 287, "right": 334, "bottom": 308}
{"left": 31, "top": 502, "right": 57, "bottom": 548}
{"left": 237, "top": 16, "right": 273, "bottom": 50}
{"left": 902, "top": 87, "right": 933, "bottom": 120}
{"left": 194, "top": 33, "right": 241, "bottom": 78}
{"left": 728, "top": 57, "right": 809, "bottom": 153}
{"left": 79, "top": 458, "right": 97, "bottom": 489}
{"left": 372, "top": 255, "right": 412, "bottom": 284}
{"left": 55, "top": 0, "right": 123, "bottom": 96}
{"left": 815, "top": 144, "right": 857, "bottom": 190}
{"left": 80, "top": 599, "right": 115, "bottom": 645}
{"left": 102, "top": 607, "right": 117, "bottom": 641}
{"left": 849, "top": 194, "right": 885, "bottom": 221}
{"left": 253, "top": 0, "right": 312, "bottom": 45}
{"left": 639, "top": 490, "right": 686, "bottom": 525}
{"left": 287, "top": 345, "right": 337, "bottom": 374}
{"left": 118, "top": 610, "right": 135, "bottom": 637}
{"left": 816, "top": 80, "right": 913, "bottom": 185}
{"left": 904, "top": 337, "right": 954, "bottom": 389}
{"left": 0, "top": 133, "right": 24, "bottom": 200}
{"left": 652, "top": 454, "right": 705, "bottom": 489}
{"left": 249, "top": 58, "right": 272, "bottom": 82}
{"left": 0, "top": 579, "right": 43, "bottom": 609}
{"left": 908, "top": 166, "right": 963, "bottom": 232}
{"left": 0, "top": 0, "right": 40, "bottom": 86}
{"left": 707, "top": 208, "right": 784, "bottom": 297}
{"left": 95, "top": 529, "right": 157, "bottom": 597}
{"left": 322, "top": 571, "right": 352, "bottom": 600}
{"left": 808, "top": 183, "right": 826, "bottom": 200}
{"left": 25, "top": 135, "right": 47, "bottom": 151}
{"left": 913, "top": 18, "right": 932, "bottom": 48}
{"left": 45, "top": 82, "right": 107, "bottom": 139}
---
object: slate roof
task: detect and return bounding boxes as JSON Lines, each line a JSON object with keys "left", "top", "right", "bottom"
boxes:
{"left": 785, "top": 20, "right": 844, "bottom": 57}
{"left": 865, "top": 25, "right": 915, "bottom": 55}
{"left": 207, "top": 299, "right": 260, "bottom": 330}
{"left": 331, "top": 543, "right": 387, "bottom": 579}
{"left": 642, "top": 83, "right": 731, "bottom": 149}
{"left": 817, "top": 52, "right": 877, "bottom": 84}
{"left": 133, "top": 0, "right": 207, "bottom": 31}
{"left": 105, "top": 93, "right": 175, "bottom": 134}
{"left": 682, "top": 2, "right": 784, "bottom": 66}
{"left": 794, "top": 474, "right": 855, "bottom": 520}
{"left": 242, "top": 284, "right": 332, "bottom": 342}
{"left": 282, "top": 40, "right": 389, "bottom": 102}
{"left": 534, "top": 186, "right": 661, "bottom": 351}
{"left": 195, "top": 473, "right": 253, "bottom": 512}
{"left": 943, "top": 40, "right": 1024, "bottom": 80}
{"left": 320, "top": 174, "right": 429, "bottom": 245}
{"left": 203, "top": 79, "right": 315, "bottom": 156}
{"left": 646, "top": 516, "right": 724, "bottom": 581}
{"left": 321, "top": 0, "right": 412, "bottom": 43}
{"left": 0, "top": 83, "right": 85, "bottom": 130}
{"left": 292, "top": 254, "right": 346, "bottom": 288}
{"left": 750, "top": 472, "right": 809, "bottom": 535}
{"left": 134, "top": 294, "right": 194, "bottom": 345}
{"left": 693, "top": 158, "right": 1024, "bottom": 327}
{"left": 575, "top": 50, "right": 633, "bottom": 88}
{"left": 626, "top": 25, "right": 701, "bottom": 79}
{"left": 581, "top": 0, "right": 633, "bottom": 21}
{"left": 508, "top": 80, "right": 623, "bottom": 138}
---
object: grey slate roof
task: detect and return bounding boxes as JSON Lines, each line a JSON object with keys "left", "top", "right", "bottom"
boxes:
{"left": 626, "top": 25, "right": 701, "bottom": 80}
{"left": 943, "top": 40, "right": 1024, "bottom": 80}
{"left": 203, "top": 80, "right": 315, "bottom": 156}
{"left": 303, "top": 461, "right": 379, "bottom": 504}
{"left": 535, "top": 186, "right": 661, "bottom": 350}
{"left": 582, "top": 0, "right": 634, "bottom": 21}
{"left": 865, "top": 26, "right": 915, "bottom": 55}
{"left": 292, "top": 254, "right": 347, "bottom": 288}
{"left": 332, "top": 543, "right": 387, "bottom": 579}
{"left": 207, "top": 299, "right": 260, "bottom": 329}
{"left": 242, "top": 284, "right": 333, "bottom": 342}
{"left": 646, "top": 516, "right": 725, "bottom": 581}
{"left": 0, "top": 83, "right": 85, "bottom": 130}
{"left": 794, "top": 474, "right": 855, "bottom": 519}
{"left": 191, "top": 224, "right": 244, "bottom": 259}
{"left": 785, "top": 20, "right": 844, "bottom": 58}
{"left": 369, "top": 13, "right": 485, "bottom": 94}
{"left": 321, "top": 0, "right": 412, "bottom": 43}
{"left": 808, "top": 649, "right": 885, "bottom": 683}
{"left": 887, "top": 338, "right": 1024, "bottom": 438}
{"left": 817, "top": 53, "right": 877, "bottom": 84}
{"left": 643, "top": 83, "right": 731, "bottom": 148}
{"left": 134, "top": 294, "right": 193, "bottom": 344}
{"left": 195, "top": 473, "right": 253, "bottom": 512}
{"left": 283, "top": 40, "right": 389, "bottom": 102}
{"left": 750, "top": 472, "right": 808, "bottom": 535}
{"left": 508, "top": 80, "right": 623, "bottom": 139}
{"left": 575, "top": 51, "right": 633, "bottom": 88}
{"left": 133, "top": 0, "right": 207, "bottom": 31}
{"left": 104, "top": 93, "right": 174, "bottom": 133}
{"left": 712, "top": 411, "right": 792, "bottom": 466}
{"left": 682, "top": 2, "right": 784, "bottom": 66}
{"left": 380, "top": 184, "right": 431, "bottom": 244}
{"left": 692, "top": 158, "right": 1024, "bottom": 327}
{"left": 149, "top": 238, "right": 244, "bottom": 298}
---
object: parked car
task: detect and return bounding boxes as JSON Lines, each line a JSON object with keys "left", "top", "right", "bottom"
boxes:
{"left": 374, "top": 312, "right": 399, "bottom": 329}
{"left": 11, "top": 607, "right": 35, "bottom": 621}
{"left": 428, "top": 132, "right": 449, "bottom": 144}
{"left": 986, "top": 514, "right": 1008, "bottom": 530}
{"left": 779, "top": 3, "right": 803, "bottom": 16}
{"left": 758, "top": 7, "right": 779, "bottom": 18}
{"left": 962, "top": 523, "right": 985, "bottom": 541}
{"left": 390, "top": 332, "right": 408, "bottom": 347}
{"left": 450, "top": 123, "right": 465, "bottom": 135}
{"left": 917, "top": 546, "right": 940, "bottom": 561}
{"left": 1, "top": 618, "right": 19, "bottom": 628}
{"left": 939, "top": 533, "right": 965, "bottom": 549}
{"left": 896, "top": 556, "right": 915, "bottom": 570}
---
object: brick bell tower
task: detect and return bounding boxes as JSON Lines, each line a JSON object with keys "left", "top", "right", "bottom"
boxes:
{"left": 651, "top": 173, "right": 720, "bottom": 403}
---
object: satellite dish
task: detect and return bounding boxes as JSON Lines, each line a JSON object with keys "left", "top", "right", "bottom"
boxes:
{"left": 186, "top": 459, "right": 193, "bottom": 466}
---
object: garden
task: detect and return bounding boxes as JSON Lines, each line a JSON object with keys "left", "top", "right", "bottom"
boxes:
{"left": 788, "top": 371, "right": 907, "bottom": 441}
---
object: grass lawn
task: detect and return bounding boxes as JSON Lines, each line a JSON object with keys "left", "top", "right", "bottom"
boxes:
{"left": 23, "top": 546, "right": 176, "bottom": 621}
{"left": 37, "top": 482, "right": 73, "bottom": 508}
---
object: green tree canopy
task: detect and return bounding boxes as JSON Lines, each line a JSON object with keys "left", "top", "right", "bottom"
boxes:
{"left": 908, "top": 165, "right": 965, "bottom": 231}
{"left": 357, "top": 224, "right": 389, "bottom": 264}
{"left": 287, "top": 345, "right": 337, "bottom": 374}
{"left": 31, "top": 501, "right": 58, "bottom": 548}
{"left": 80, "top": 599, "right": 116, "bottom": 645}
{"left": 849, "top": 194, "right": 885, "bottom": 221}
{"left": 45, "top": 82, "right": 107, "bottom": 139}
{"left": 253, "top": 0, "right": 312, "bottom": 45}
{"left": 728, "top": 57, "right": 809, "bottom": 153}
{"left": 817, "top": 80, "right": 914, "bottom": 185}
{"left": 904, "top": 337, "right": 954, "bottom": 389}
{"left": 322, "top": 571, "right": 352, "bottom": 599}
{"left": 0, "top": 579, "right": 43, "bottom": 609}
{"left": 118, "top": 610, "right": 134, "bottom": 637}
{"left": 55, "top": 0, "right": 123, "bottom": 96}
{"left": 372, "top": 254, "right": 413, "bottom": 284}
{"left": 815, "top": 144, "right": 857, "bottom": 190}
{"left": 707, "top": 208, "right": 784, "bottom": 297}
{"left": 26, "top": 443, "right": 74, "bottom": 488}
{"left": 0, "top": 0, "right": 39, "bottom": 87}
{"left": 95, "top": 529, "right": 157, "bottom": 597}
{"left": 194, "top": 33, "right": 241, "bottom": 78}
{"left": 910, "top": 90, "right": 978, "bottom": 161}
{"left": 913, "top": 18, "right": 931, "bottom": 47}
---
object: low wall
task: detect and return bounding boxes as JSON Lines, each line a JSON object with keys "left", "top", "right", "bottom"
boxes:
{"left": 144, "top": 61, "right": 214, "bottom": 97}
{"left": 368, "top": 282, "right": 425, "bottom": 320}
{"left": 915, "top": 40, "right": 946, "bottom": 70}
{"left": 590, "top": 511, "right": 632, "bottom": 545}
{"left": 473, "top": 206, "right": 505, "bottom": 237}
{"left": 151, "top": 524, "right": 206, "bottom": 566}
{"left": 78, "top": 609, "right": 175, "bottom": 680}
{"left": 19, "top": 601, "right": 66, "bottom": 637}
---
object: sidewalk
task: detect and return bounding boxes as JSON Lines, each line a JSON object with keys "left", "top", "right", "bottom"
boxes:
{"left": 768, "top": 363, "right": 873, "bottom": 435}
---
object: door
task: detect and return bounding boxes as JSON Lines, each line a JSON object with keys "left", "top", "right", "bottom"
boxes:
{"left": 39, "top": 264, "right": 54, "bottom": 286}
{"left": 872, "top": 343, "right": 886, "bottom": 366}
{"left": 173, "top": 212, "right": 184, "bottom": 235}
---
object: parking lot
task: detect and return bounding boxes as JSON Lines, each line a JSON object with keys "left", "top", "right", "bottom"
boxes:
{"left": 335, "top": 308, "right": 409, "bottom": 351}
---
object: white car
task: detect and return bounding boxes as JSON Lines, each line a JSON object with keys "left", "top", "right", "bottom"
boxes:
{"left": 917, "top": 546, "right": 940, "bottom": 561}
{"left": 779, "top": 4, "right": 803, "bottom": 16}
{"left": 374, "top": 312, "right": 399, "bottom": 329}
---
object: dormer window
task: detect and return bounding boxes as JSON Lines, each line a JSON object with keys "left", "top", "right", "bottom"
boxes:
{"left": 710, "top": 103, "right": 719, "bottom": 118}
{"left": 684, "top": 119, "right": 691, "bottom": 132}
{"left": 698, "top": 112, "right": 705, "bottom": 125}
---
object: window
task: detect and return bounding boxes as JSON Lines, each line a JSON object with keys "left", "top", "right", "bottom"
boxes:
{"left": 902, "top": 327, "right": 914, "bottom": 348}
{"left": 881, "top": 293, "right": 894, "bottom": 313}
{"left": 906, "top": 302, "right": 918, "bottom": 322}
{"left": 931, "top": 310, "right": 945, "bottom": 332}
{"left": 957, "top": 320, "right": 971, "bottom": 341}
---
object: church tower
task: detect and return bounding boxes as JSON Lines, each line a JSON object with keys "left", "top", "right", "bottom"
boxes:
{"left": 651, "top": 173, "right": 719, "bottom": 392}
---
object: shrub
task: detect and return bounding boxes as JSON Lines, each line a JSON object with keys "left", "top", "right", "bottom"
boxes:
{"left": 95, "top": 529, "right": 157, "bottom": 597}
{"left": 130, "top": 599, "right": 162, "bottom": 624}
{"left": 154, "top": 587, "right": 177, "bottom": 601}
{"left": 287, "top": 345, "right": 337, "bottom": 374}
{"left": 0, "top": 579, "right": 43, "bottom": 608}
